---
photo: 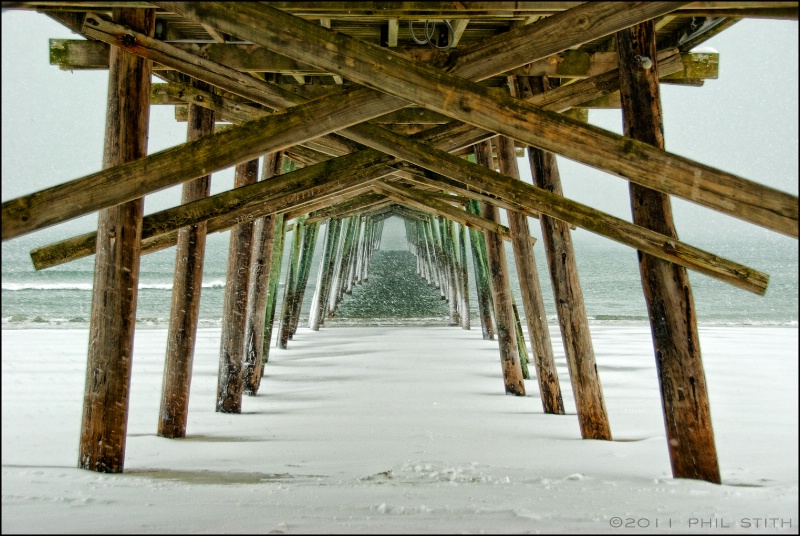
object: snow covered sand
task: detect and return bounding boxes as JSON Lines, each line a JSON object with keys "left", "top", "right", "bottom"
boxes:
{"left": 2, "top": 325, "right": 797, "bottom": 533}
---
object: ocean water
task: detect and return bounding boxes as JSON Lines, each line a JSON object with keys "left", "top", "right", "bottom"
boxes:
{"left": 2, "top": 218, "right": 797, "bottom": 330}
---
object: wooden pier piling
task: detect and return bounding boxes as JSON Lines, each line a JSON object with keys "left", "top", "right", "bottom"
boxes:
{"left": 242, "top": 151, "right": 283, "bottom": 396}
{"left": 523, "top": 76, "right": 610, "bottom": 434}
{"left": 475, "top": 140, "right": 526, "bottom": 396}
{"left": 158, "top": 79, "right": 215, "bottom": 438}
{"left": 217, "top": 158, "right": 259, "bottom": 413}
{"left": 79, "top": 7, "right": 155, "bottom": 473}
{"left": 617, "top": 22, "right": 720, "bottom": 483}
{"left": 496, "top": 136, "right": 565, "bottom": 414}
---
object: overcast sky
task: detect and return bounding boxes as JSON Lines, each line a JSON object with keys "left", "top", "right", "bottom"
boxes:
{"left": 2, "top": 10, "right": 797, "bottom": 251}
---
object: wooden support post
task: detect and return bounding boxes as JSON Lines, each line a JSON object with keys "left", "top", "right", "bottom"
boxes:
{"left": 425, "top": 217, "right": 446, "bottom": 297}
{"left": 352, "top": 217, "right": 365, "bottom": 288}
{"left": 158, "top": 79, "right": 215, "bottom": 438}
{"left": 355, "top": 217, "right": 367, "bottom": 285}
{"left": 78, "top": 7, "right": 155, "bottom": 473}
{"left": 289, "top": 220, "right": 320, "bottom": 338}
{"left": 475, "top": 140, "right": 526, "bottom": 396}
{"left": 431, "top": 217, "right": 449, "bottom": 299}
{"left": 330, "top": 217, "right": 357, "bottom": 317}
{"left": 279, "top": 217, "right": 304, "bottom": 349}
{"left": 355, "top": 217, "right": 369, "bottom": 284}
{"left": 441, "top": 217, "right": 460, "bottom": 326}
{"left": 310, "top": 218, "right": 340, "bottom": 330}
{"left": 366, "top": 217, "right": 376, "bottom": 281}
{"left": 375, "top": 219, "right": 384, "bottom": 250}
{"left": 217, "top": 158, "right": 259, "bottom": 413}
{"left": 457, "top": 222, "right": 471, "bottom": 330}
{"left": 496, "top": 136, "right": 567, "bottom": 416}
{"left": 362, "top": 217, "right": 375, "bottom": 282}
{"left": 617, "top": 22, "right": 720, "bottom": 482}
{"left": 512, "top": 301, "right": 531, "bottom": 380}
{"left": 414, "top": 220, "right": 428, "bottom": 282}
{"left": 521, "top": 76, "right": 611, "bottom": 434}
{"left": 421, "top": 221, "right": 435, "bottom": 285}
{"left": 320, "top": 218, "right": 345, "bottom": 324}
{"left": 421, "top": 218, "right": 442, "bottom": 292}
{"left": 467, "top": 199, "right": 495, "bottom": 340}
{"left": 309, "top": 219, "right": 333, "bottom": 329}
{"left": 259, "top": 213, "right": 286, "bottom": 367}
{"left": 343, "top": 217, "right": 362, "bottom": 295}
{"left": 408, "top": 220, "right": 421, "bottom": 277}
{"left": 447, "top": 218, "right": 465, "bottom": 326}
{"left": 242, "top": 152, "right": 283, "bottom": 396}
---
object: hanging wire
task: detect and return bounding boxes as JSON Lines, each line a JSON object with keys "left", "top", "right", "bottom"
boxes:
{"left": 408, "top": 20, "right": 455, "bottom": 50}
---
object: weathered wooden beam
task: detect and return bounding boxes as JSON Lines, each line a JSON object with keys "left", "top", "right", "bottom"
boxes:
{"left": 425, "top": 216, "right": 448, "bottom": 299}
{"left": 11, "top": 1, "right": 799, "bottom": 18}
{"left": 512, "top": 301, "right": 530, "bottom": 379}
{"left": 456, "top": 221, "right": 470, "bottom": 329}
{"left": 518, "top": 75, "right": 607, "bottom": 436}
{"left": 466, "top": 199, "right": 495, "bottom": 340}
{"left": 305, "top": 193, "right": 388, "bottom": 224}
{"left": 78, "top": 7, "right": 154, "bottom": 475}
{"left": 309, "top": 218, "right": 338, "bottom": 330}
{"left": 474, "top": 140, "right": 526, "bottom": 396}
{"left": 307, "top": 200, "right": 393, "bottom": 227}
{"left": 372, "top": 181, "right": 539, "bottom": 248}
{"left": 151, "top": 80, "right": 263, "bottom": 124}
{"left": 278, "top": 217, "right": 304, "bottom": 349}
{"left": 373, "top": 182, "right": 514, "bottom": 242}
{"left": 260, "top": 213, "right": 286, "bottom": 366}
{"left": 4, "top": 86, "right": 401, "bottom": 240}
{"left": 329, "top": 216, "right": 359, "bottom": 315}
{"left": 158, "top": 79, "right": 215, "bottom": 439}
{"left": 289, "top": 220, "right": 320, "bottom": 337}
{"left": 217, "top": 158, "right": 259, "bottom": 414}
{"left": 325, "top": 200, "right": 397, "bottom": 224}
{"left": 152, "top": 75, "right": 359, "bottom": 160}
{"left": 319, "top": 18, "right": 344, "bottom": 84}
{"left": 30, "top": 119, "right": 771, "bottom": 299}
{"left": 342, "top": 123, "right": 771, "bottom": 295}
{"left": 618, "top": 22, "right": 721, "bottom": 483}
{"left": 28, "top": 147, "right": 398, "bottom": 270}
{"left": 156, "top": 1, "right": 796, "bottom": 238}
{"left": 441, "top": 217, "right": 461, "bottom": 325}
{"left": 17, "top": 8, "right": 788, "bottom": 310}
{"left": 359, "top": 204, "right": 420, "bottom": 223}
{"left": 242, "top": 151, "right": 283, "bottom": 396}
{"left": 208, "top": 2, "right": 800, "bottom": 18}
{"left": 505, "top": 50, "right": 718, "bottom": 80}
{"left": 79, "top": 12, "right": 364, "bottom": 162}
{"left": 4, "top": 1, "right": 695, "bottom": 240}
{"left": 444, "top": 1, "right": 688, "bottom": 79}
{"left": 496, "top": 135, "right": 568, "bottom": 418}
{"left": 49, "top": 39, "right": 450, "bottom": 73}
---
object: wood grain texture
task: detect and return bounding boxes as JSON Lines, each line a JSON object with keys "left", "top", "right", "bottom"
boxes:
{"left": 618, "top": 22, "right": 720, "bottom": 483}
{"left": 243, "top": 152, "right": 283, "bottom": 395}
{"left": 158, "top": 79, "right": 215, "bottom": 438}
{"left": 78, "top": 8, "right": 154, "bottom": 474}
{"left": 161, "top": 0, "right": 793, "bottom": 236}
{"left": 217, "top": 158, "right": 259, "bottom": 414}
{"left": 497, "top": 136, "right": 567, "bottom": 417}
{"left": 475, "top": 140, "right": 526, "bottom": 396}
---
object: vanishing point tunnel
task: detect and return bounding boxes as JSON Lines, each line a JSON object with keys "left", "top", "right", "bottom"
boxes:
{"left": 1, "top": 2, "right": 798, "bottom": 485}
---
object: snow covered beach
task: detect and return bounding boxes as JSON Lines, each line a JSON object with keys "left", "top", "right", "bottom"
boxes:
{"left": 2, "top": 324, "right": 797, "bottom": 533}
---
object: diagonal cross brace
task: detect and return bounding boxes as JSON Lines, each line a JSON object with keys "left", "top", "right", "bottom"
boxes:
{"left": 158, "top": 1, "right": 797, "bottom": 238}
